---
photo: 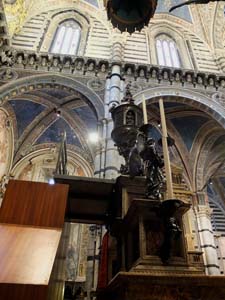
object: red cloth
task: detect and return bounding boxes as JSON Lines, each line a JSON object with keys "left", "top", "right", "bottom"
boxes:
{"left": 97, "top": 232, "right": 109, "bottom": 289}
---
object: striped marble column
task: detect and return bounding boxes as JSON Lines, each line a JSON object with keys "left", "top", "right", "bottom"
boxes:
{"left": 94, "top": 41, "right": 124, "bottom": 180}
{"left": 196, "top": 204, "right": 220, "bottom": 275}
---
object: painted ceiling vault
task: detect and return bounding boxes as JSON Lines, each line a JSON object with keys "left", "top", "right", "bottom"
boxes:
{"left": 7, "top": 87, "right": 98, "bottom": 161}
{"left": 148, "top": 100, "right": 225, "bottom": 189}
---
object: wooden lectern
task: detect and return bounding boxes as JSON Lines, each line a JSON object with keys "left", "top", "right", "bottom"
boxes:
{"left": 0, "top": 180, "right": 69, "bottom": 300}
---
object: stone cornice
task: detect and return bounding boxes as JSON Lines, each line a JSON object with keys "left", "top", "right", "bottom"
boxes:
{"left": 1, "top": 49, "right": 225, "bottom": 92}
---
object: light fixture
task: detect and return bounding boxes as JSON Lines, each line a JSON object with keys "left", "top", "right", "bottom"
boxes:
{"left": 104, "top": 0, "right": 158, "bottom": 34}
{"left": 54, "top": 107, "right": 61, "bottom": 117}
{"left": 88, "top": 132, "right": 99, "bottom": 144}
{"left": 48, "top": 178, "right": 55, "bottom": 185}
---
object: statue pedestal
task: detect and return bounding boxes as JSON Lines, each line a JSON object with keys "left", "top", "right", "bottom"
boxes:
{"left": 110, "top": 198, "right": 204, "bottom": 277}
{"left": 98, "top": 272, "right": 225, "bottom": 300}
{"left": 98, "top": 176, "right": 212, "bottom": 300}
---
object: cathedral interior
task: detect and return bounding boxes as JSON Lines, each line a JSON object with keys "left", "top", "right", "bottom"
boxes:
{"left": 1, "top": 0, "right": 225, "bottom": 299}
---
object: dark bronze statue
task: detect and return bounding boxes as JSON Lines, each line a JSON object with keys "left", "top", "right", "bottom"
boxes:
{"left": 159, "top": 200, "right": 182, "bottom": 264}
{"left": 111, "top": 85, "right": 165, "bottom": 199}
{"left": 170, "top": 0, "right": 224, "bottom": 12}
{"left": 129, "top": 124, "right": 165, "bottom": 199}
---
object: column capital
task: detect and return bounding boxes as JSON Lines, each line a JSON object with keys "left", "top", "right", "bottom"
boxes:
{"left": 197, "top": 205, "right": 213, "bottom": 217}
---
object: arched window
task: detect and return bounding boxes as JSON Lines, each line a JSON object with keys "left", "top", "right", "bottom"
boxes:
{"left": 50, "top": 19, "right": 81, "bottom": 55}
{"left": 156, "top": 35, "right": 181, "bottom": 68}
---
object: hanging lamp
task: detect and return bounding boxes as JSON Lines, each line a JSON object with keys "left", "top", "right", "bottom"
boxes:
{"left": 104, "top": 0, "right": 158, "bottom": 34}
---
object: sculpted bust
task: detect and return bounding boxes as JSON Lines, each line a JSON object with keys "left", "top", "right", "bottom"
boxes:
{"left": 175, "top": 72, "right": 180, "bottom": 82}
{"left": 100, "top": 64, "right": 106, "bottom": 73}
{"left": 41, "top": 57, "right": 48, "bottom": 67}
{"left": 88, "top": 62, "right": 95, "bottom": 72}
{"left": 139, "top": 68, "right": 145, "bottom": 78}
{"left": 208, "top": 77, "right": 214, "bottom": 86}
{"left": 126, "top": 67, "right": 133, "bottom": 76}
{"left": 151, "top": 69, "right": 157, "bottom": 78}
{"left": 17, "top": 55, "right": 23, "bottom": 65}
{"left": 76, "top": 60, "right": 83, "bottom": 70}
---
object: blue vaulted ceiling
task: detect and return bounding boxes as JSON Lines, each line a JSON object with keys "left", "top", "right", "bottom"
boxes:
{"left": 73, "top": 106, "right": 97, "bottom": 131}
{"left": 8, "top": 90, "right": 98, "bottom": 148}
{"left": 170, "top": 115, "right": 209, "bottom": 151}
{"left": 9, "top": 100, "right": 46, "bottom": 137}
{"left": 83, "top": 0, "right": 99, "bottom": 7}
{"left": 156, "top": 0, "right": 192, "bottom": 23}
{"left": 163, "top": 102, "right": 188, "bottom": 109}
{"left": 35, "top": 118, "right": 82, "bottom": 147}
{"left": 149, "top": 101, "right": 210, "bottom": 152}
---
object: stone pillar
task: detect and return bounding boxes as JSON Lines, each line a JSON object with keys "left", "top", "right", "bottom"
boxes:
{"left": 90, "top": 38, "right": 125, "bottom": 299}
{"left": 94, "top": 39, "right": 124, "bottom": 180}
{"left": 103, "top": 42, "right": 124, "bottom": 179}
{"left": 195, "top": 200, "right": 220, "bottom": 275}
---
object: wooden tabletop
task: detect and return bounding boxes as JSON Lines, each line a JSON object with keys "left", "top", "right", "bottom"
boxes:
{"left": 0, "top": 224, "right": 62, "bottom": 285}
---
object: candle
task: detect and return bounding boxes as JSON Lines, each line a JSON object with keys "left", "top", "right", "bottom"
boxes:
{"left": 142, "top": 94, "right": 148, "bottom": 124}
{"left": 159, "top": 98, "right": 174, "bottom": 199}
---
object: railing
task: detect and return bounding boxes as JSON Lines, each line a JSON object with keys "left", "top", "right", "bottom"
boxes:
{"left": 55, "top": 131, "right": 68, "bottom": 175}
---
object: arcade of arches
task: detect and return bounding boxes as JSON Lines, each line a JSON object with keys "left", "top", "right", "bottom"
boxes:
{"left": 1, "top": 0, "right": 225, "bottom": 299}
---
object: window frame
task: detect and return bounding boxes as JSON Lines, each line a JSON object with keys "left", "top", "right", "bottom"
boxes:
{"left": 148, "top": 26, "right": 194, "bottom": 69}
{"left": 155, "top": 34, "right": 181, "bottom": 68}
{"left": 50, "top": 19, "right": 82, "bottom": 56}
{"left": 40, "top": 11, "right": 89, "bottom": 55}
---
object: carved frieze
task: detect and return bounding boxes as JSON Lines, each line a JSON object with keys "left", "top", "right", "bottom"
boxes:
{"left": 1, "top": 49, "right": 225, "bottom": 99}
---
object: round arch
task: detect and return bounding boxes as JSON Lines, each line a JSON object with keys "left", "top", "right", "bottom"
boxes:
{"left": 11, "top": 147, "right": 93, "bottom": 181}
{"left": 148, "top": 23, "right": 193, "bottom": 68}
{"left": 134, "top": 87, "right": 225, "bottom": 129}
{"left": 134, "top": 87, "right": 225, "bottom": 191}
{"left": 0, "top": 74, "right": 104, "bottom": 120}
{"left": 40, "top": 10, "right": 89, "bottom": 55}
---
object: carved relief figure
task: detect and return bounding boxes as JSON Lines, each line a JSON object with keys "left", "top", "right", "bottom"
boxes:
{"left": 186, "top": 73, "right": 193, "bottom": 83}
{"left": 88, "top": 62, "right": 95, "bottom": 72}
{"left": 41, "top": 56, "right": 48, "bottom": 67}
{"left": 100, "top": 63, "right": 107, "bottom": 73}
{"left": 139, "top": 68, "right": 145, "bottom": 78}
{"left": 197, "top": 75, "right": 203, "bottom": 85}
{"left": 220, "top": 79, "right": 225, "bottom": 88}
{"left": 28, "top": 56, "right": 35, "bottom": 66}
{"left": 151, "top": 69, "right": 157, "bottom": 78}
{"left": 1, "top": 69, "right": 14, "bottom": 81}
{"left": 16, "top": 54, "right": 24, "bottom": 65}
{"left": 163, "top": 70, "right": 169, "bottom": 80}
{"left": 76, "top": 60, "right": 83, "bottom": 71}
{"left": 174, "top": 72, "right": 181, "bottom": 82}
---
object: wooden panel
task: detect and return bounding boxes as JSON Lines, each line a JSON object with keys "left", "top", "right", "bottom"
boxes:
{"left": 0, "top": 180, "right": 69, "bottom": 228}
{"left": 0, "top": 284, "right": 47, "bottom": 300}
{"left": 0, "top": 224, "right": 62, "bottom": 285}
